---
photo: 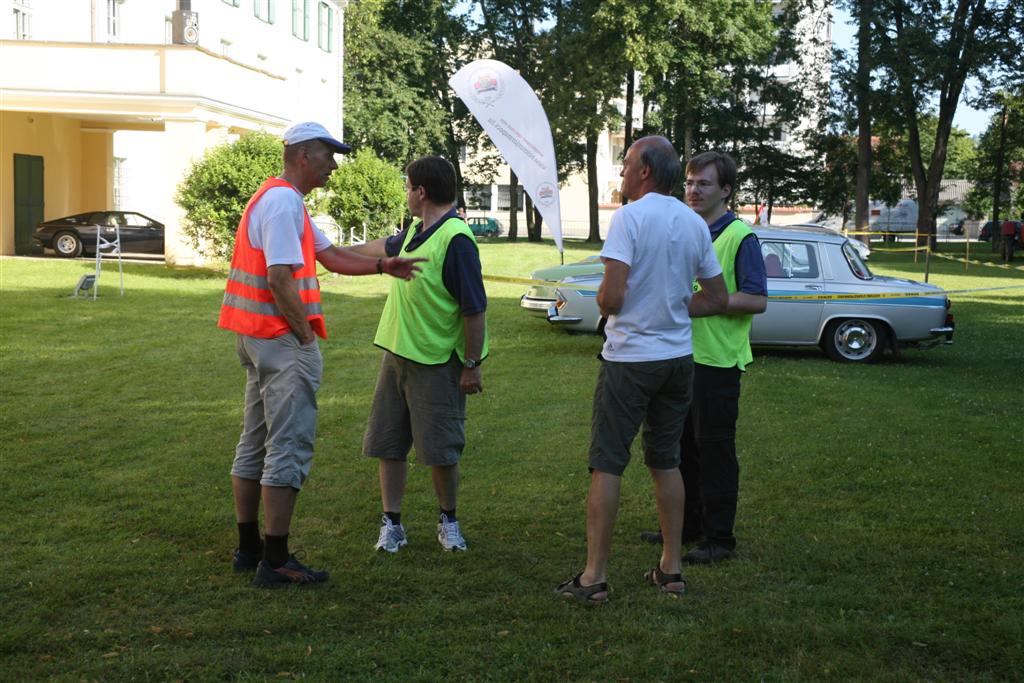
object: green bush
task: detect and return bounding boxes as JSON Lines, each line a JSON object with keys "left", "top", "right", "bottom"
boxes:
{"left": 324, "top": 148, "right": 406, "bottom": 242}
{"left": 175, "top": 132, "right": 283, "bottom": 260}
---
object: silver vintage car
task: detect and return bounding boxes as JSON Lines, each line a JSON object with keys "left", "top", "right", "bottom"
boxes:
{"left": 520, "top": 225, "right": 954, "bottom": 363}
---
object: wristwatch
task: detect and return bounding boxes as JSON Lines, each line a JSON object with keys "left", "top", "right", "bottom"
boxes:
{"left": 463, "top": 358, "right": 482, "bottom": 369}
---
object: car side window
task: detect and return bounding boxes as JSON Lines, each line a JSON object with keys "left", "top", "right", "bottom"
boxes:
{"left": 87, "top": 212, "right": 106, "bottom": 224}
{"left": 843, "top": 241, "right": 873, "bottom": 280}
{"left": 123, "top": 213, "right": 150, "bottom": 227}
{"left": 761, "top": 241, "right": 819, "bottom": 279}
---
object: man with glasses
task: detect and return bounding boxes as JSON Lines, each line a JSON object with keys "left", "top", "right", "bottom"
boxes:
{"left": 350, "top": 156, "right": 488, "bottom": 554}
{"left": 641, "top": 150, "right": 767, "bottom": 564}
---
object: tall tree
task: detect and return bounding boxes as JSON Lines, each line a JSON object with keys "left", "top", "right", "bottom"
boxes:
{"left": 873, "top": 0, "right": 1020, "bottom": 243}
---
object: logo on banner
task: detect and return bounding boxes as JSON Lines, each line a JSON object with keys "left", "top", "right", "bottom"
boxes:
{"left": 535, "top": 182, "right": 557, "bottom": 207}
{"left": 470, "top": 67, "right": 504, "bottom": 106}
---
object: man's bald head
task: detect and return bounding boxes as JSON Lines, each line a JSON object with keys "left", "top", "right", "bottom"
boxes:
{"left": 632, "top": 136, "right": 681, "bottom": 194}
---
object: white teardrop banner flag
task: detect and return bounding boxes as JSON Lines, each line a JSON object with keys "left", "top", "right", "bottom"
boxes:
{"left": 449, "top": 59, "right": 563, "bottom": 253}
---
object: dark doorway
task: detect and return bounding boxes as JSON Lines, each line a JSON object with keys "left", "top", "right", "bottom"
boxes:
{"left": 14, "top": 154, "right": 44, "bottom": 255}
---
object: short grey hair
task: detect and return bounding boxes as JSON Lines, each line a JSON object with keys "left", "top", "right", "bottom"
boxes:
{"left": 636, "top": 136, "right": 681, "bottom": 193}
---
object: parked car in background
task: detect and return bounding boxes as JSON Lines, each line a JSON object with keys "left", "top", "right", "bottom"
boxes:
{"left": 519, "top": 254, "right": 604, "bottom": 314}
{"left": 524, "top": 225, "right": 954, "bottom": 363}
{"left": 466, "top": 216, "right": 503, "bottom": 237}
{"left": 979, "top": 220, "right": 1022, "bottom": 244}
{"left": 33, "top": 211, "right": 165, "bottom": 257}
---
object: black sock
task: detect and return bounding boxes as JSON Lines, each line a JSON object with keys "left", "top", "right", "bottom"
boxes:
{"left": 440, "top": 508, "right": 456, "bottom": 522}
{"left": 264, "top": 534, "right": 289, "bottom": 568}
{"left": 237, "top": 521, "right": 262, "bottom": 554}
{"left": 384, "top": 511, "right": 402, "bottom": 525}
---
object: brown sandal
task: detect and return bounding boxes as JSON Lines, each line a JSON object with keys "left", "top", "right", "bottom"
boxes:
{"left": 555, "top": 572, "right": 610, "bottom": 605}
{"left": 643, "top": 566, "right": 687, "bottom": 597}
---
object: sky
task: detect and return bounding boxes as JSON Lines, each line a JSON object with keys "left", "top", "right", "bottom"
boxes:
{"left": 830, "top": 8, "right": 995, "bottom": 137}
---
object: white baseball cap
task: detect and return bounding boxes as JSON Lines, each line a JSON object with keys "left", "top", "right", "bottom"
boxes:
{"left": 282, "top": 121, "right": 352, "bottom": 154}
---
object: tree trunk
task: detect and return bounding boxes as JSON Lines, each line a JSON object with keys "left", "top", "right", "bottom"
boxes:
{"left": 525, "top": 193, "right": 542, "bottom": 242}
{"left": 624, "top": 67, "right": 635, "bottom": 152}
{"left": 507, "top": 169, "right": 519, "bottom": 242}
{"left": 532, "top": 205, "right": 543, "bottom": 240}
{"left": 854, "top": 0, "right": 872, "bottom": 245}
{"left": 586, "top": 126, "right": 601, "bottom": 243}
{"left": 992, "top": 102, "right": 1009, "bottom": 252}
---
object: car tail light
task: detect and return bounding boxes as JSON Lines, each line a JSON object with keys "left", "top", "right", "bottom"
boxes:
{"left": 945, "top": 312, "right": 954, "bottom": 327}
{"left": 555, "top": 292, "right": 567, "bottom": 311}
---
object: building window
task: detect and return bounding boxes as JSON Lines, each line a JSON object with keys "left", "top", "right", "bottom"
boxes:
{"left": 107, "top": 0, "right": 120, "bottom": 38}
{"left": 465, "top": 184, "right": 492, "bottom": 211}
{"left": 318, "top": 1, "right": 333, "bottom": 52}
{"left": 292, "top": 0, "right": 309, "bottom": 40}
{"left": 497, "top": 185, "right": 525, "bottom": 212}
{"left": 254, "top": 0, "right": 275, "bottom": 23}
{"left": 13, "top": 0, "right": 32, "bottom": 40}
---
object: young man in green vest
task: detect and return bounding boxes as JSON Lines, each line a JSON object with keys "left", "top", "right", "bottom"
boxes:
{"left": 641, "top": 150, "right": 767, "bottom": 563}
{"left": 351, "top": 156, "right": 488, "bottom": 554}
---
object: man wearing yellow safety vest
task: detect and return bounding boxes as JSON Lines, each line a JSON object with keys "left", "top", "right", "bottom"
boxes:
{"left": 219, "top": 122, "right": 424, "bottom": 588}
{"left": 349, "top": 156, "right": 488, "bottom": 554}
{"left": 641, "top": 151, "right": 768, "bottom": 564}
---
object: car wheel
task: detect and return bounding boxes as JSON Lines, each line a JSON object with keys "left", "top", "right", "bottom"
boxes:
{"left": 53, "top": 231, "right": 83, "bottom": 258}
{"left": 822, "top": 318, "right": 887, "bottom": 363}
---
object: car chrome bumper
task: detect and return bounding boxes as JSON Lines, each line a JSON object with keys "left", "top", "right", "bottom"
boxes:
{"left": 546, "top": 304, "right": 582, "bottom": 325}
{"left": 520, "top": 294, "right": 556, "bottom": 313}
{"left": 928, "top": 325, "right": 955, "bottom": 344}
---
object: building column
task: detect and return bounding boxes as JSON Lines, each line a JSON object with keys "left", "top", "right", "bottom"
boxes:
{"left": 162, "top": 118, "right": 209, "bottom": 266}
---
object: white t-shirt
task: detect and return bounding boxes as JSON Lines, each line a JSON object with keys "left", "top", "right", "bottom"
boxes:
{"left": 247, "top": 185, "right": 332, "bottom": 268}
{"left": 599, "top": 192, "right": 721, "bottom": 362}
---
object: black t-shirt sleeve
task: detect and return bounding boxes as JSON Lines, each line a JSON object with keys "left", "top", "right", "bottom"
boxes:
{"left": 442, "top": 235, "right": 488, "bottom": 315}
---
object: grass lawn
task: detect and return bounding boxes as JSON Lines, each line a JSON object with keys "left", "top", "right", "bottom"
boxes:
{"left": 1, "top": 242, "right": 1022, "bottom": 681}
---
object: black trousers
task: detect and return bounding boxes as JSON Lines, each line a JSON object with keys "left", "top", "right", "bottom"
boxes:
{"left": 679, "top": 363, "right": 742, "bottom": 549}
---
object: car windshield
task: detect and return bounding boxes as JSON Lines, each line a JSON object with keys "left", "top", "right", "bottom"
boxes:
{"left": 843, "top": 241, "right": 873, "bottom": 280}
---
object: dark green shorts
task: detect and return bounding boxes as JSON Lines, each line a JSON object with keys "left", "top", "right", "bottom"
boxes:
{"left": 362, "top": 351, "right": 466, "bottom": 467}
{"left": 588, "top": 355, "right": 694, "bottom": 476}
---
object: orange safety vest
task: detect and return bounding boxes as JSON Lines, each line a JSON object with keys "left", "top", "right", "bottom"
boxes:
{"left": 217, "top": 177, "right": 327, "bottom": 339}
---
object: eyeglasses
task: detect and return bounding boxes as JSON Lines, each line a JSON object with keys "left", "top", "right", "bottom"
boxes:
{"left": 684, "top": 180, "right": 717, "bottom": 190}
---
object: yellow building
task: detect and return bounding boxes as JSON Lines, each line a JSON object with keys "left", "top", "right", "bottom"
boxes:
{"left": 0, "top": 0, "right": 345, "bottom": 263}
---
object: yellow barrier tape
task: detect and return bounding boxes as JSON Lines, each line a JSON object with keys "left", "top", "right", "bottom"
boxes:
{"left": 488, "top": 273, "right": 1024, "bottom": 300}
{"left": 870, "top": 246, "right": 930, "bottom": 253}
{"left": 930, "top": 251, "right": 1024, "bottom": 273}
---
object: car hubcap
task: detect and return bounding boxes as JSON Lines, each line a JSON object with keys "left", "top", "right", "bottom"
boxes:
{"left": 836, "top": 321, "right": 876, "bottom": 359}
{"left": 56, "top": 235, "right": 76, "bottom": 253}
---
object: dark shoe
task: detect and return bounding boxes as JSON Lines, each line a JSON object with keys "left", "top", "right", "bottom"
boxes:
{"left": 253, "top": 555, "right": 329, "bottom": 588}
{"left": 232, "top": 547, "right": 262, "bottom": 572}
{"left": 640, "top": 530, "right": 663, "bottom": 545}
{"left": 640, "top": 531, "right": 704, "bottom": 546}
{"left": 682, "top": 543, "right": 735, "bottom": 565}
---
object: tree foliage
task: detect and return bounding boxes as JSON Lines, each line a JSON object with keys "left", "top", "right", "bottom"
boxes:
{"left": 175, "top": 132, "right": 282, "bottom": 260}
{"left": 323, "top": 149, "right": 407, "bottom": 241}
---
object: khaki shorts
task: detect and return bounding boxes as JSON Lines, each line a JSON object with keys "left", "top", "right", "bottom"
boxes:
{"left": 588, "top": 355, "right": 694, "bottom": 476}
{"left": 231, "top": 333, "right": 323, "bottom": 490}
{"left": 362, "top": 351, "right": 466, "bottom": 467}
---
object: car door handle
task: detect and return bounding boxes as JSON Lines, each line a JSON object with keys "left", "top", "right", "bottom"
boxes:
{"left": 803, "top": 284, "right": 823, "bottom": 290}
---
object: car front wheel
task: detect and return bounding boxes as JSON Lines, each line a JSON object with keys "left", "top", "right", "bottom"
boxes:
{"left": 822, "top": 318, "right": 887, "bottom": 363}
{"left": 53, "top": 231, "right": 83, "bottom": 258}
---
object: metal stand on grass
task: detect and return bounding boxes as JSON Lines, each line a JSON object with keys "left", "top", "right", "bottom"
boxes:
{"left": 93, "top": 224, "right": 124, "bottom": 299}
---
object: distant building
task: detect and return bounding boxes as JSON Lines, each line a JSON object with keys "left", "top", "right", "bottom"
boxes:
{"left": 1, "top": 0, "right": 345, "bottom": 263}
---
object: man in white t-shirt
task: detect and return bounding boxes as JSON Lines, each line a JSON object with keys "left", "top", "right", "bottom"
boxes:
{"left": 556, "top": 136, "right": 728, "bottom": 604}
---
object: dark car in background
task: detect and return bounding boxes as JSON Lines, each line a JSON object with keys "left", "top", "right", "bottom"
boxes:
{"left": 466, "top": 216, "right": 502, "bottom": 237}
{"left": 33, "top": 211, "right": 165, "bottom": 257}
{"left": 978, "top": 220, "right": 1022, "bottom": 244}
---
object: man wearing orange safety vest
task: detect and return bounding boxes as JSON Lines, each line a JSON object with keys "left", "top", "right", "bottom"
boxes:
{"left": 218, "top": 122, "right": 424, "bottom": 588}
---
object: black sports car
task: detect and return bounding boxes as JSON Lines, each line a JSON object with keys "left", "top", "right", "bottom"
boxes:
{"left": 33, "top": 211, "right": 165, "bottom": 257}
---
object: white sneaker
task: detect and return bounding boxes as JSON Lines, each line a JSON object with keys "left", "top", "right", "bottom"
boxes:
{"left": 437, "top": 513, "right": 467, "bottom": 551}
{"left": 374, "top": 515, "right": 407, "bottom": 553}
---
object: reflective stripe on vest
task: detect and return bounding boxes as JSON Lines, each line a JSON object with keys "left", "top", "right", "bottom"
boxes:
{"left": 692, "top": 219, "right": 755, "bottom": 370}
{"left": 217, "top": 177, "right": 327, "bottom": 339}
